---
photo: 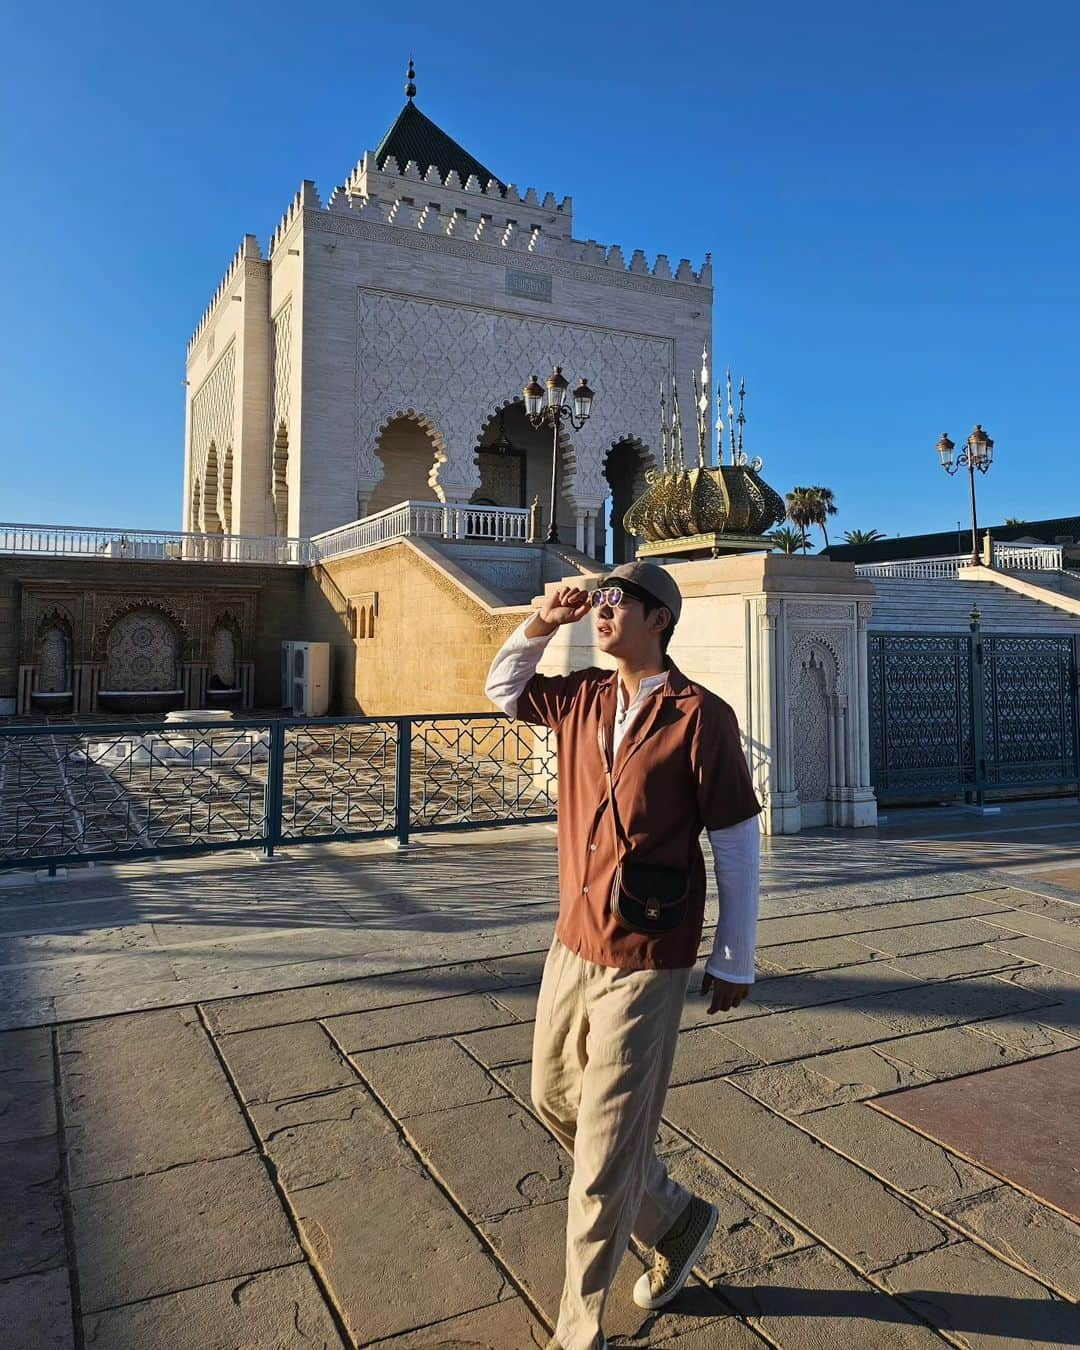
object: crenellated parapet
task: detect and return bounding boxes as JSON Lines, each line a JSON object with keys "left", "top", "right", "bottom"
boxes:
{"left": 186, "top": 234, "right": 264, "bottom": 357}
{"left": 267, "top": 168, "right": 711, "bottom": 288}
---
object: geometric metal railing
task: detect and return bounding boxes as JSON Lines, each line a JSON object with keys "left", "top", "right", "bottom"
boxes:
{"left": 869, "top": 630, "right": 1080, "bottom": 804}
{"left": 0, "top": 714, "right": 556, "bottom": 871}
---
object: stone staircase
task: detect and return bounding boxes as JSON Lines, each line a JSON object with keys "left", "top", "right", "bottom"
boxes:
{"left": 868, "top": 574, "right": 1080, "bottom": 634}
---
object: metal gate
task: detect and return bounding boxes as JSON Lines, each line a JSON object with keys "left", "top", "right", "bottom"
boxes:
{"left": 868, "top": 631, "right": 1080, "bottom": 803}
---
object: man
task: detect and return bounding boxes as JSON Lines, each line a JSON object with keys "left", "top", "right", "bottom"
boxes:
{"left": 485, "top": 560, "right": 761, "bottom": 1350}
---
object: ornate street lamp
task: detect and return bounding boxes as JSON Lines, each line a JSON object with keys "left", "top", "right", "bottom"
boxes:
{"left": 936, "top": 424, "right": 994, "bottom": 565}
{"left": 522, "top": 367, "right": 595, "bottom": 543}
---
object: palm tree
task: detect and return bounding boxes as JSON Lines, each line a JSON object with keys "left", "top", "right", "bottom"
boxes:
{"left": 1003, "top": 517, "right": 1026, "bottom": 526}
{"left": 807, "top": 486, "right": 838, "bottom": 548}
{"left": 844, "top": 528, "right": 885, "bottom": 545}
{"left": 770, "top": 525, "right": 804, "bottom": 555}
{"left": 784, "top": 488, "right": 815, "bottom": 552}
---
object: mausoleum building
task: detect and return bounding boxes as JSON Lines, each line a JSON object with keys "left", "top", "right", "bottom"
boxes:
{"left": 182, "top": 68, "right": 713, "bottom": 564}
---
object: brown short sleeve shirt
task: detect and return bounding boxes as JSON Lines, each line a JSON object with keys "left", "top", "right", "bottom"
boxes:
{"left": 515, "top": 662, "right": 761, "bottom": 970}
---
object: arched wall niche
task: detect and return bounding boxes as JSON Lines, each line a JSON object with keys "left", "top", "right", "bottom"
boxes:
{"left": 367, "top": 413, "right": 445, "bottom": 516}
{"left": 104, "top": 608, "right": 181, "bottom": 692}
{"left": 602, "top": 437, "right": 655, "bottom": 565}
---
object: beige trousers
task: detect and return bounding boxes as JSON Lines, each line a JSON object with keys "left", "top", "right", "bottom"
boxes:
{"left": 531, "top": 937, "right": 693, "bottom": 1350}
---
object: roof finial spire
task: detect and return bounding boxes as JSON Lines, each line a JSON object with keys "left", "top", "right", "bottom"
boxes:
{"left": 659, "top": 382, "right": 669, "bottom": 473}
{"left": 726, "top": 368, "right": 736, "bottom": 461}
{"left": 405, "top": 56, "right": 417, "bottom": 102}
{"left": 737, "top": 377, "right": 746, "bottom": 463}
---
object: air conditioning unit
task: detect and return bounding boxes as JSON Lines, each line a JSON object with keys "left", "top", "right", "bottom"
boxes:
{"left": 281, "top": 641, "right": 330, "bottom": 716}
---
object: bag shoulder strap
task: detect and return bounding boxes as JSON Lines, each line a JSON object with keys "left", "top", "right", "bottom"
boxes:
{"left": 597, "top": 720, "right": 629, "bottom": 862}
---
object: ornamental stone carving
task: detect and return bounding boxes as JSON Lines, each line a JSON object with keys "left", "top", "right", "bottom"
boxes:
{"left": 354, "top": 290, "right": 671, "bottom": 507}
{"left": 105, "top": 609, "right": 180, "bottom": 692}
{"left": 788, "top": 627, "right": 848, "bottom": 698}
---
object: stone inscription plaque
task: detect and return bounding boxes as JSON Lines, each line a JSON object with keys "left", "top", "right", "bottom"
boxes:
{"left": 505, "top": 270, "right": 552, "bottom": 303}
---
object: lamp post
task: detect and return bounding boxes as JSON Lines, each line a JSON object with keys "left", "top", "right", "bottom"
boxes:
{"left": 936, "top": 424, "right": 994, "bottom": 565}
{"left": 523, "top": 367, "right": 595, "bottom": 543}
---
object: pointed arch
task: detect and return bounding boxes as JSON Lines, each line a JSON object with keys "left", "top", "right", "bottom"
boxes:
{"left": 220, "top": 444, "right": 234, "bottom": 533}
{"left": 368, "top": 410, "right": 448, "bottom": 514}
{"left": 271, "top": 420, "right": 290, "bottom": 535}
{"left": 202, "top": 440, "right": 223, "bottom": 534}
{"left": 471, "top": 396, "right": 575, "bottom": 537}
{"left": 603, "top": 435, "right": 656, "bottom": 564}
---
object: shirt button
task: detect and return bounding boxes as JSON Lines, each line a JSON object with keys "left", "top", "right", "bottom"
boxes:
{"left": 589, "top": 843, "right": 597, "bottom": 852}
{"left": 583, "top": 886, "right": 590, "bottom": 895}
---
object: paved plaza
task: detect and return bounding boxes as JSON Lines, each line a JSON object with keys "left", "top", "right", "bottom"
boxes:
{"left": 2, "top": 807, "right": 1079, "bottom": 1348}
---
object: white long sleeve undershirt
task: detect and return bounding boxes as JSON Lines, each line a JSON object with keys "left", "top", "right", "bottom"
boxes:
{"left": 485, "top": 619, "right": 760, "bottom": 984}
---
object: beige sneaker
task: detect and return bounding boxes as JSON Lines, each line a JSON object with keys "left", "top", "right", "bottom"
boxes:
{"left": 632, "top": 1195, "right": 719, "bottom": 1310}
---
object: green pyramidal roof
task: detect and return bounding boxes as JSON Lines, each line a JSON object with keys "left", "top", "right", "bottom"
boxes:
{"left": 375, "top": 101, "right": 503, "bottom": 190}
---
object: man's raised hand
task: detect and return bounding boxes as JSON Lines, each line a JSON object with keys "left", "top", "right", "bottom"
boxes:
{"left": 538, "top": 586, "right": 592, "bottom": 628}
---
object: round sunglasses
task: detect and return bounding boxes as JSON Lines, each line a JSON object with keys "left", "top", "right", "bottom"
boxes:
{"left": 590, "top": 586, "right": 629, "bottom": 608}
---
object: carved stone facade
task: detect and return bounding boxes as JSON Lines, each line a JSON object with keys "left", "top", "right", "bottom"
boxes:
{"left": 15, "top": 580, "right": 260, "bottom": 714}
{"left": 183, "top": 100, "right": 711, "bottom": 549}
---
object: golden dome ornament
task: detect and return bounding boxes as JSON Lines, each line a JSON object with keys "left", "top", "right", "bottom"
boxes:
{"left": 623, "top": 355, "right": 786, "bottom": 560}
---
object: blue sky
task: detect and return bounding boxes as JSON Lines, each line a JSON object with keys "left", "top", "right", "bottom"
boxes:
{"left": 2, "top": 1, "right": 1077, "bottom": 542}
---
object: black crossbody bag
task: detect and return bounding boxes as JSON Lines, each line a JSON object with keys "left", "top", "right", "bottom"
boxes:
{"left": 597, "top": 722, "right": 690, "bottom": 936}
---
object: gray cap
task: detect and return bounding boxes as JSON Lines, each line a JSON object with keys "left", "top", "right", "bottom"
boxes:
{"left": 599, "top": 561, "right": 682, "bottom": 623}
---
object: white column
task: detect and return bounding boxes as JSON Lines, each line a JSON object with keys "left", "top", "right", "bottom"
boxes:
{"left": 575, "top": 510, "right": 587, "bottom": 553}
{"left": 585, "top": 511, "right": 597, "bottom": 558}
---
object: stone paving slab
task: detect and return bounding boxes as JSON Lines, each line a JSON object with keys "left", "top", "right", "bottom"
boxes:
{"left": 987, "top": 931, "right": 1080, "bottom": 978}
{"left": 59, "top": 1007, "right": 251, "bottom": 1186}
{"left": 80, "top": 1263, "right": 345, "bottom": 1349}
{"left": 201, "top": 962, "right": 510, "bottom": 1035}
{"left": 664, "top": 1080, "right": 953, "bottom": 1272}
{"left": 326, "top": 991, "right": 518, "bottom": 1053}
{"left": 0, "top": 1266, "right": 73, "bottom": 1350}
{"left": 457, "top": 1018, "right": 538, "bottom": 1068}
{"left": 941, "top": 1185, "right": 1080, "bottom": 1300}
{"left": 217, "top": 1020, "right": 358, "bottom": 1105}
{"left": 668, "top": 1027, "right": 759, "bottom": 1086}
{"left": 0, "top": 1131, "right": 64, "bottom": 1281}
{"left": 716, "top": 1245, "right": 946, "bottom": 1348}
{"left": 795, "top": 1101, "right": 998, "bottom": 1208}
{"left": 248, "top": 1084, "right": 414, "bottom": 1188}
{"left": 727, "top": 1047, "right": 929, "bottom": 1115}
{"left": 716, "top": 1000, "right": 902, "bottom": 1063}
{"left": 365, "top": 1296, "right": 548, "bottom": 1348}
{"left": 843, "top": 916, "right": 1010, "bottom": 958}
{"left": 356, "top": 1036, "right": 509, "bottom": 1118}
{"left": 406, "top": 1097, "right": 572, "bottom": 1218}
{"left": 70, "top": 1151, "right": 302, "bottom": 1312}
{"left": 291, "top": 1166, "right": 511, "bottom": 1345}
{"left": 876, "top": 1240, "right": 1079, "bottom": 1348}
{"left": 0, "top": 1071, "right": 56, "bottom": 1144}
{"left": 883, "top": 945, "right": 1028, "bottom": 981}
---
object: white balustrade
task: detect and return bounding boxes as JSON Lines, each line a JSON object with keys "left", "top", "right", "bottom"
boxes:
{"left": 1, "top": 501, "right": 535, "bottom": 568}
{"left": 993, "top": 543, "right": 1063, "bottom": 572}
{"left": 0, "top": 522, "right": 314, "bottom": 566}
{"left": 855, "top": 544, "right": 1065, "bottom": 580}
{"left": 311, "top": 500, "right": 532, "bottom": 560}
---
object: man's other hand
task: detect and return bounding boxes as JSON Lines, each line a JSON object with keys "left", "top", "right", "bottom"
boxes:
{"left": 533, "top": 586, "right": 592, "bottom": 632}
{"left": 700, "top": 971, "right": 751, "bottom": 1014}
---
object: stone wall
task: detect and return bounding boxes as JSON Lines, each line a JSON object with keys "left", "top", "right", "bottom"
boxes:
{"left": 308, "top": 539, "right": 528, "bottom": 715}
{"left": 0, "top": 557, "right": 306, "bottom": 712}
